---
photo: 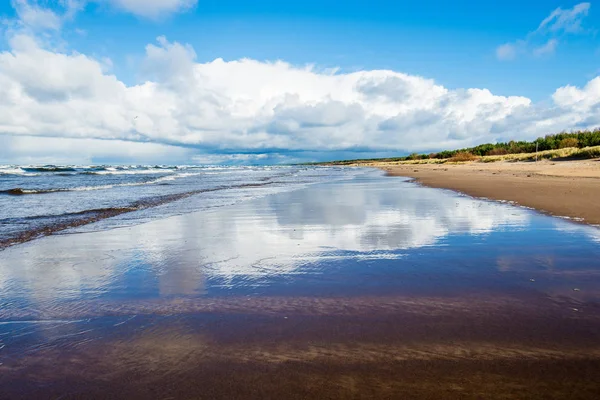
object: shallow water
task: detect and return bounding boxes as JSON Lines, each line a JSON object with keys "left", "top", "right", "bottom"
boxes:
{"left": 0, "top": 164, "right": 350, "bottom": 249}
{"left": 1, "top": 169, "right": 600, "bottom": 399}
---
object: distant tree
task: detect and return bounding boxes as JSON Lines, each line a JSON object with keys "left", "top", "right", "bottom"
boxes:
{"left": 488, "top": 147, "right": 508, "bottom": 156}
{"left": 371, "top": 128, "right": 600, "bottom": 163}
{"left": 559, "top": 137, "right": 579, "bottom": 148}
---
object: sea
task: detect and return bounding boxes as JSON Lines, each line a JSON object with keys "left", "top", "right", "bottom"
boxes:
{"left": 0, "top": 164, "right": 353, "bottom": 250}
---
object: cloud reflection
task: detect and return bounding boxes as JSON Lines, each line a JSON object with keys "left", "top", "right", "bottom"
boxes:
{"left": 0, "top": 177, "right": 533, "bottom": 304}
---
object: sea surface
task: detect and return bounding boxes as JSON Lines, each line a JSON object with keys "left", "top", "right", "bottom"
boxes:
{"left": 1, "top": 166, "right": 600, "bottom": 399}
{"left": 0, "top": 164, "right": 352, "bottom": 249}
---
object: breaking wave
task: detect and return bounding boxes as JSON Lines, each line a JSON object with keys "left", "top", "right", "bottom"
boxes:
{"left": 0, "top": 181, "right": 277, "bottom": 250}
{"left": 0, "top": 173, "right": 203, "bottom": 196}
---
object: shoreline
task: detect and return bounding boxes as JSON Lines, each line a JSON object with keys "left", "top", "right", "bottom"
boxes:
{"left": 375, "top": 159, "right": 600, "bottom": 226}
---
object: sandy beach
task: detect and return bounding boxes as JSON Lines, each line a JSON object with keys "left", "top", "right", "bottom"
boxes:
{"left": 377, "top": 159, "right": 600, "bottom": 225}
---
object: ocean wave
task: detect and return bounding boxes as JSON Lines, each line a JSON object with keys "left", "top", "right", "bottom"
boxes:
{"left": 83, "top": 169, "right": 176, "bottom": 175}
{"left": 0, "top": 180, "right": 277, "bottom": 251}
{"left": 0, "top": 167, "right": 24, "bottom": 174}
{"left": 0, "top": 164, "right": 253, "bottom": 177}
{"left": 0, "top": 172, "right": 204, "bottom": 196}
{"left": 0, "top": 188, "right": 69, "bottom": 195}
{"left": 21, "top": 166, "right": 78, "bottom": 173}
{"left": 0, "top": 167, "right": 40, "bottom": 176}
{"left": 0, "top": 164, "right": 194, "bottom": 176}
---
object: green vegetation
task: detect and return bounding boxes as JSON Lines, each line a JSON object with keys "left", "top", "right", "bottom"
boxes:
{"left": 448, "top": 151, "right": 479, "bottom": 162}
{"left": 319, "top": 129, "right": 600, "bottom": 165}
{"left": 427, "top": 129, "right": 600, "bottom": 159}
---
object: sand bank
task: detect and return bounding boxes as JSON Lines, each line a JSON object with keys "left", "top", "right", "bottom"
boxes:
{"left": 378, "top": 159, "right": 600, "bottom": 225}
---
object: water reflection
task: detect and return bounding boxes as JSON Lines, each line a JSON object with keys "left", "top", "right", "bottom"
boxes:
{"left": 267, "top": 181, "right": 530, "bottom": 250}
{"left": 0, "top": 174, "right": 599, "bottom": 309}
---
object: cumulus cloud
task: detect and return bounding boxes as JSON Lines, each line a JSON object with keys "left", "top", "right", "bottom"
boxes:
{"left": 1, "top": 3, "right": 600, "bottom": 164}
{"left": 2, "top": 32, "right": 600, "bottom": 164}
{"left": 552, "top": 76, "right": 600, "bottom": 110}
{"left": 496, "top": 2, "right": 590, "bottom": 61}
{"left": 0, "top": 135, "right": 192, "bottom": 164}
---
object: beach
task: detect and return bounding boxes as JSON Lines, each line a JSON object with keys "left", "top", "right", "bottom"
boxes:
{"left": 4, "top": 0, "right": 600, "bottom": 397}
{"left": 1, "top": 167, "right": 600, "bottom": 398}
{"left": 378, "top": 159, "right": 600, "bottom": 225}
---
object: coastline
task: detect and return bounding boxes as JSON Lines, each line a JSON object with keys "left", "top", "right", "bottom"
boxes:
{"left": 374, "top": 159, "right": 600, "bottom": 226}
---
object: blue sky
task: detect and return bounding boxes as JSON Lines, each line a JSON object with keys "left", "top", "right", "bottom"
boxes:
{"left": 0, "top": 0, "right": 594, "bottom": 99}
{"left": 0, "top": 1, "right": 599, "bottom": 164}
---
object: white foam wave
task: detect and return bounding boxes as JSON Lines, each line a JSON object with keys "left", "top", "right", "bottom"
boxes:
{"left": 4, "top": 172, "right": 204, "bottom": 195}
{"left": 91, "top": 169, "right": 175, "bottom": 175}
{"left": 0, "top": 167, "right": 40, "bottom": 176}
{"left": 69, "top": 172, "right": 203, "bottom": 191}
{"left": 0, "top": 168, "right": 24, "bottom": 175}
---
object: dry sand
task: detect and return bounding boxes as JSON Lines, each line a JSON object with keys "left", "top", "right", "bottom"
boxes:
{"left": 377, "top": 159, "right": 600, "bottom": 225}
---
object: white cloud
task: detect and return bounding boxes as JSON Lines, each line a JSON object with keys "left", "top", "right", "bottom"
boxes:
{"left": 11, "top": 0, "right": 63, "bottom": 30}
{"left": 1, "top": 0, "right": 600, "bottom": 164}
{"left": 496, "top": 43, "right": 518, "bottom": 61}
{"left": 8, "top": 0, "right": 198, "bottom": 28}
{"left": 552, "top": 76, "right": 600, "bottom": 110}
{"left": 0, "top": 135, "right": 192, "bottom": 164}
{"left": 2, "top": 33, "right": 600, "bottom": 164}
{"left": 533, "top": 39, "right": 559, "bottom": 57}
{"left": 104, "top": 0, "right": 198, "bottom": 19}
{"left": 496, "top": 2, "right": 590, "bottom": 61}
{"left": 537, "top": 2, "right": 590, "bottom": 34}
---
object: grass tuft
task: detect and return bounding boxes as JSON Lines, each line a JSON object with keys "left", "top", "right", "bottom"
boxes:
{"left": 448, "top": 152, "right": 479, "bottom": 162}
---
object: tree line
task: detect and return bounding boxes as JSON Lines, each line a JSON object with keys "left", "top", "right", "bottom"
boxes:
{"left": 320, "top": 129, "right": 600, "bottom": 165}
{"left": 410, "top": 129, "right": 600, "bottom": 160}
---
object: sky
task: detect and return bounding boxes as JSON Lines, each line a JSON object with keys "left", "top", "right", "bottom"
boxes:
{"left": 0, "top": 0, "right": 600, "bottom": 164}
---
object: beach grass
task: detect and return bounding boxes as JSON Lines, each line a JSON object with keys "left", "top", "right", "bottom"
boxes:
{"left": 336, "top": 145, "right": 600, "bottom": 166}
{"left": 313, "top": 129, "right": 600, "bottom": 166}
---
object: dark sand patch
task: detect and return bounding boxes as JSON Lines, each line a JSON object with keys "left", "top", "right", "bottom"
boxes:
{"left": 3, "top": 311, "right": 600, "bottom": 399}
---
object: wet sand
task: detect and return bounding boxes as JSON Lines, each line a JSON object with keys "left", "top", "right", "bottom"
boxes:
{"left": 380, "top": 159, "right": 600, "bottom": 225}
{"left": 3, "top": 295, "right": 600, "bottom": 399}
